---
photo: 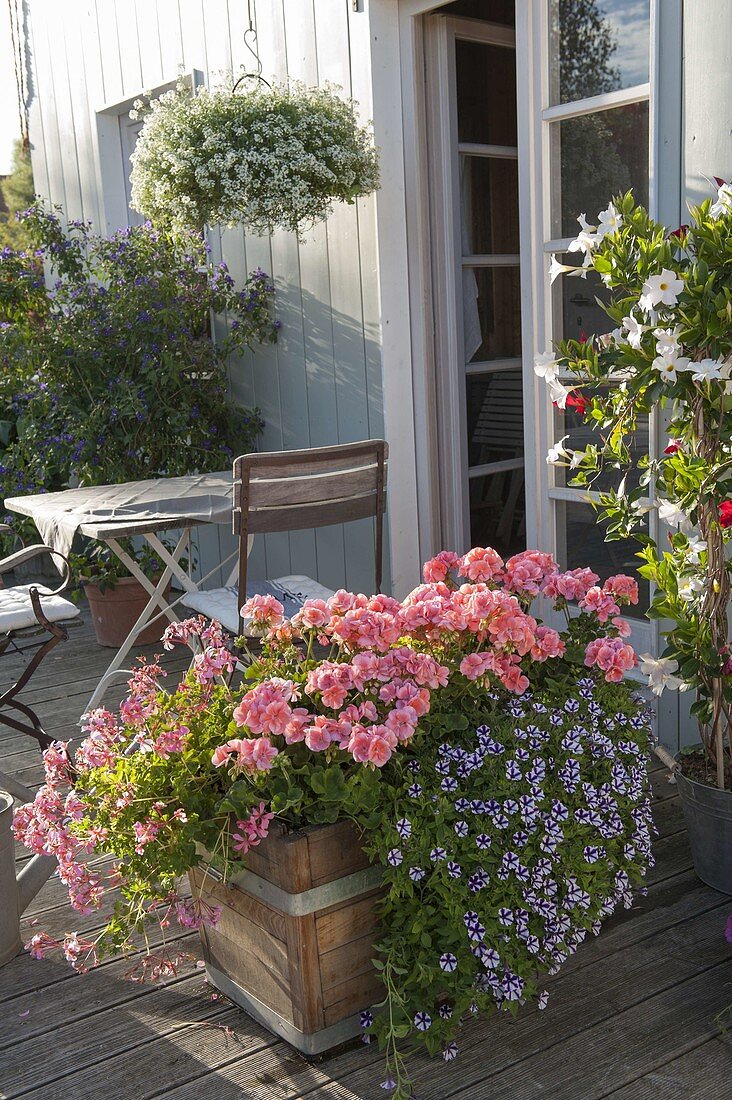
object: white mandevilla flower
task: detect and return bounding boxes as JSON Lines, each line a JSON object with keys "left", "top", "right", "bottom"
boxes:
{"left": 546, "top": 436, "right": 573, "bottom": 465}
{"left": 548, "top": 378, "right": 570, "bottom": 409}
{"left": 568, "top": 213, "right": 599, "bottom": 261}
{"left": 654, "top": 326, "right": 683, "bottom": 358}
{"left": 638, "top": 654, "right": 688, "bottom": 695}
{"left": 657, "top": 499, "right": 690, "bottom": 530}
{"left": 690, "top": 358, "right": 723, "bottom": 382}
{"left": 678, "top": 575, "right": 705, "bottom": 601}
{"left": 652, "top": 349, "right": 692, "bottom": 383}
{"left": 596, "top": 201, "right": 623, "bottom": 239}
{"left": 534, "top": 352, "right": 561, "bottom": 382}
{"left": 623, "top": 313, "right": 646, "bottom": 350}
{"left": 549, "top": 255, "right": 588, "bottom": 284}
{"left": 684, "top": 534, "right": 707, "bottom": 564}
{"left": 639, "top": 268, "right": 684, "bottom": 312}
{"left": 710, "top": 181, "right": 732, "bottom": 219}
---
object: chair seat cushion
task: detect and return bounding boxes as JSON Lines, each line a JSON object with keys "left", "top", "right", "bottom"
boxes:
{"left": 0, "top": 584, "right": 81, "bottom": 633}
{"left": 180, "top": 575, "right": 336, "bottom": 635}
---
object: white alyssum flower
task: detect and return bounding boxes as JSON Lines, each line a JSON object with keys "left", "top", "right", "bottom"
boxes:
{"left": 129, "top": 81, "right": 379, "bottom": 238}
{"left": 639, "top": 268, "right": 684, "bottom": 311}
{"left": 596, "top": 201, "right": 623, "bottom": 239}
{"left": 638, "top": 654, "right": 688, "bottom": 695}
{"left": 534, "top": 352, "right": 561, "bottom": 382}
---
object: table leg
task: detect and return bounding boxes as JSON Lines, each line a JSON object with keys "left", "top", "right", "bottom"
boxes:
{"left": 82, "top": 530, "right": 191, "bottom": 715}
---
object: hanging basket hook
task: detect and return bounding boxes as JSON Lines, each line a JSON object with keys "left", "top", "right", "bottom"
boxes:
{"left": 232, "top": 7, "right": 271, "bottom": 92}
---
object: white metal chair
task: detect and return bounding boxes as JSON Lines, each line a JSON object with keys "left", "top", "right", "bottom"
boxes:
{"left": 0, "top": 525, "right": 80, "bottom": 749}
{"left": 181, "top": 440, "right": 388, "bottom": 633}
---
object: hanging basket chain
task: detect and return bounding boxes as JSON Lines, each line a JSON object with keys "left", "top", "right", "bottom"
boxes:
{"left": 233, "top": 0, "right": 271, "bottom": 92}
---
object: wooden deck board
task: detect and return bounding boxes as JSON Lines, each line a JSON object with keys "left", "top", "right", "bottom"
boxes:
{"left": 1, "top": 608, "right": 731, "bottom": 1100}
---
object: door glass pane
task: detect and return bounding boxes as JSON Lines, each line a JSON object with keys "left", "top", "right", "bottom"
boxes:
{"left": 470, "top": 473, "right": 525, "bottom": 557}
{"left": 461, "top": 156, "right": 520, "bottom": 254}
{"left": 464, "top": 266, "right": 521, "bottom": 362}
{"left": 467, "top": 371, "right": 524, "bottom": 468}
{"left": 549, "top": 0, "right": 650, "bottom": 105}
{"left": 449, "top": 0, "right": 515, "bottom": 23}
{"left": 557, "top": 265, "right": 612, "bottom": 343}
{"left": 555, "top": 499, "right": 649, "bottom": 616}
{"left": 456, "top": 40, "right": 517, "bottom": 146}
{"left": 551, "top": 101, "right": 649, "bottom": 237}
{"left": 553, "top": 397, "right": 648, "bottom": 492}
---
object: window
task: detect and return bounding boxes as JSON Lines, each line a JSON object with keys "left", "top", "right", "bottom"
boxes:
{"left": 541, "top": 0, "right": 654, "bottom": 621}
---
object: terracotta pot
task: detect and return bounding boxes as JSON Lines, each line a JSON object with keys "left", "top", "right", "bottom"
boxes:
{"left": 84, "top": 575, "right": 171, "bottom": 648}
{"left": 189, "top": 819, "right": 383, "bottom": 1054}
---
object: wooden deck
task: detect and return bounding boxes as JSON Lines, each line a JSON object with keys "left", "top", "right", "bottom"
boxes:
{"left": 1, "top": 605, "right": 731, "bottom": 1099}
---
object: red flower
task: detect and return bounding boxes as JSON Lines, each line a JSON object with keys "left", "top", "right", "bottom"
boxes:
{"left": 714, "top": 176, "right": 728, "bottom": 188}
{"left": 664, "top": 439, "right": 682, "bottom": 455}
{"left": 564, "top": 392, "right": 591, "bottom": 415}
{"left": 719, "top": 501, "right": 732, "bottom": 529}
{"left": 669, "top": 224, "right": 689, "bottom": 240}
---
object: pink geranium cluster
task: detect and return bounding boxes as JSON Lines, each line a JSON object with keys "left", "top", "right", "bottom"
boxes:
{"left": 231, "top": 801, "right": 275, "bottom": 855}
{"left": 200, "top": 548, "right": 640, "bottom": 778}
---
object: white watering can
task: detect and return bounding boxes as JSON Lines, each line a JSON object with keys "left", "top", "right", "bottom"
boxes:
{"left": 0, "top": 774, "right": 57, "bottom": 966}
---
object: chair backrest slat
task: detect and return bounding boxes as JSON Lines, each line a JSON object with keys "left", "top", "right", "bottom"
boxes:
{"left": 233, "top": 440, "right": 388, "bottom": 619}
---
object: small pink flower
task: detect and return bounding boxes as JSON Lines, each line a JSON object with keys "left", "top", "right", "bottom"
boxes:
{"left": 211, "top": 739, "right": 242, "bottom": 767}
{"left": 251, "top": 737, "right": 278, "bottom": 771}
{"left": 584, "top": 636, "right": 637, "bottom": 681}
{"left": 459, "top": 652, "right": 494, "bottom": 680}
{"left": 603, "top": 574, "right": 639, "bottom": 606}
{"left": 579, "top": 586, "right": 621, "bottom": 623}
{"left": 458, "top": 546, "right": 504, "bottom": 583}
{"left": 423, "top": 551, "right": 460, "bottom": 583}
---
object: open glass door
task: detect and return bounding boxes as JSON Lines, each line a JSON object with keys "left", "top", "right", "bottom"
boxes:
{"left": 426, "top": 10, "right": 524, "bottom": 557}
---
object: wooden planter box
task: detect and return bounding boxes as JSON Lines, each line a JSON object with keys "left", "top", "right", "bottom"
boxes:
{"left": 188, "top": 820, "right": 384, "bottom": 1055}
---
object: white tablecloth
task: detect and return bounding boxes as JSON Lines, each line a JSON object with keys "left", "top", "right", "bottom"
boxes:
{"left": 5, "top": 472, "right": 233, "bottom": 558}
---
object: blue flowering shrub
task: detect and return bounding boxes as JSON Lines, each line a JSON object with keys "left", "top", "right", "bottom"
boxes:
{"left": 0, "top": 202, "right": 278, "bottom": 544}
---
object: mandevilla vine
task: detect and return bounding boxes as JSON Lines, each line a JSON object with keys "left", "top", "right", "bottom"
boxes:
{"left": 536, "top": 185, "right": 732, "bottom": 789}
{"left": 15, "top": 547, "right": 653, "bottom": 1097}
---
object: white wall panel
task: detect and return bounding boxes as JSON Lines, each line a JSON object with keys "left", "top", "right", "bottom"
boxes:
{"left": 26, "top": 0, "right": 387, "bottom": 595}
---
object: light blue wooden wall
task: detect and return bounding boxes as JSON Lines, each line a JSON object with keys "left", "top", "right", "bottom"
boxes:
{"left": 25, "top": 0, "right": 386, "bottom": 596}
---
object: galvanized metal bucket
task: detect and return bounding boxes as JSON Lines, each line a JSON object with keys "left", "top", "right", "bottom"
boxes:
{"left": 675, "top": 761, "right": 732, "bottom": 895}
{"left": 0, "top": 791, "right": 21, "bottom": 965}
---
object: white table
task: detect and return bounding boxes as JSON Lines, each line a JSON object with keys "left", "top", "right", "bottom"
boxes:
{"left": 5, "top": 473, "right": 237, "bottom": 714}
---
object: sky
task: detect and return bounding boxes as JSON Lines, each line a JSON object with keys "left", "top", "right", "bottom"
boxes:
{"left": 601, "top": 0, "right": 651, "bottom": 88}
{"left": 0, "top": 5, "right": 21, "bottom": 175}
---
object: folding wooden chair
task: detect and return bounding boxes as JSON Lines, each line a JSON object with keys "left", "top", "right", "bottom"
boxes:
{"left": 181, "top": 440, "right": 388, "bottom": 633}
{"left": 0, "top": 526, "right": 80, "bottom": 750}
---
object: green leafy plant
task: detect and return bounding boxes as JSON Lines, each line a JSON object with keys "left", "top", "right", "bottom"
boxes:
{"left": 536, "top": 185, "right": 732, "bottom": 788}
{"left": 0, "top": 202, "right": 278, "bottom": 554}
{"left": 16, "top": 546, "right": 653, "bottom": 1097}
{"left": 129, "top": 79, "right": 380, "bottom": 238}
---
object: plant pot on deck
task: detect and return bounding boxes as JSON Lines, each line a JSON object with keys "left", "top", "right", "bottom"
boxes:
{"left": 675, "top": 754, "right": 732, "bottom": 895}
{"left": 189, "top": 819, "right": 384, "bottom": 1055}
{"left": 83, "top": 576, "right": 171, "bottom": 648}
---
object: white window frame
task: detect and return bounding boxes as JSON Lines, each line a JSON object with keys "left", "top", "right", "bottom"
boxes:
{"left": 516, "top": 0, "right": 686, "bottom": 666}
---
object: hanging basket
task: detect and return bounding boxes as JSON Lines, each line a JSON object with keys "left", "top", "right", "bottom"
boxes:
{"left": 129, "top": 80, "right": 380, "bottom": 239}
